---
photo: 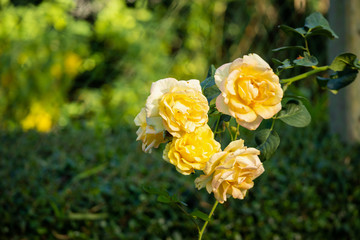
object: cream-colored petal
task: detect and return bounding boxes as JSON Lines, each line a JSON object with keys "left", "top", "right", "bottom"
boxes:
{"left": 216, "top": 94, "right": 231, "bottom": 116}
{"left": 236, "top": 115, "right": 263, "bottom": 130}
{"left": 134, "top": 108, "right": 146, "bottom": 127}
{"left": 224, "top": 139, "right": 244, "bottom": 152}
{"left": 233, "top": 110, "right": 258, "bottom": 123}
{"left": 229, "top": 58, "right": 244, "bottom": 72}
{"left": 177, "top": 79, "right": 202, "bottom": 92}
{"left": 241, "top": 147, "right": 261, "bottom": 156}
{"left": 146, "top": 78, "right": 178, "bottom": 118}
{"left": 204, "top": 151, "right": 227, "bottom": 174}
{"left": 243, "top": 53, "right": 270, "bottom": 70}
{"left": 195, "top": 174, "right": 212, "bottom": 190}
{"left": 146, "top": 116, "right": 165, "bottom": 133}
{"left": 214, "top": 63, "right": 231, "bottom": 92}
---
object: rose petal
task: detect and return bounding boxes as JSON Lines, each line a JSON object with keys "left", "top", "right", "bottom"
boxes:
{"left": 214, "top": 63, "right": 231, "bottom": 92}
{"left": 146, "top": 116, "right": 165, "bottom": 133}
{"left": 236, "top": 115, "right": 263, "bottom": 130}
{"left": 253, "top": 103, "right": 282, "bottom": 119}
{"left": 243, "top": 53, "right": 270, "bottom": 70}
{"left": 146, "top": 78, "right": 178, "bottom": 118}
{"left": 216, "top": 94, "right": 231, "bottom": 116}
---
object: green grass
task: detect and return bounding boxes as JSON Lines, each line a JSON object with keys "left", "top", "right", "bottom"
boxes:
{"left": 1, "top": 118, "right": 360, "bottom": 239}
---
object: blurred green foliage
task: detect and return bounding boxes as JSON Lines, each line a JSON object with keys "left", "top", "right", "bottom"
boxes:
{"left": 1, "top": 117, "right": 359, "bottom": 239}
{"left": 1, "top": 0, "right": 327, "bottom": 131}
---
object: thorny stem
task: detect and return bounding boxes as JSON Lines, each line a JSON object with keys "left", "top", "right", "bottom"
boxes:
{"left": 198, "top": 200, "right": 219, "bottom": 240}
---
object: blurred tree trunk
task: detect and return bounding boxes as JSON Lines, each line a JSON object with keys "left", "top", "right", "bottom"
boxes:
{"left": 328, "top": 0, "right": 360, "bottom": 143}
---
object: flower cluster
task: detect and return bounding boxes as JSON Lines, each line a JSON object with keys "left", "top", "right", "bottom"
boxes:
{"left": 135, "top": 54, "right": 283, "bottom": 203}
{"left": 135, "top": 77, "right": 220, "bottom": 175}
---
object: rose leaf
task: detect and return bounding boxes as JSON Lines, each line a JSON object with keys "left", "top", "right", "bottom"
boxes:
{"left": 329, "top": 53, "right": 359, "bottom": 71}
{"left": 293, "top": 52, "right": 318, "bottom": 67}
{"left": 276, "top": 100, "right": 311, "bottom": 127}
{"left": 255, "top": 129, "right": 280, "bottom": 162}
{"left": 304, "top": 12, "right": 338, "bottom": 39}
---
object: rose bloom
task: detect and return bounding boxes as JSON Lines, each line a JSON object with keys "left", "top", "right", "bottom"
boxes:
{"left": 195, "top": 139, "right": 264, "bottom": 203}
{"left": 146, "top": 78, "right": 209, "bottom": 138}
{"left": 215, "top": 53, "right": 283, "bottom": 130}
{"left": 134, "top": 108, "right": 166, "bottom": 153}
{"left": 163, "top": 125, "right": 221, "bottom": 175}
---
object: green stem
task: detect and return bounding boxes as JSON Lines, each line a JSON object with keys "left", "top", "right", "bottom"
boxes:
{"left": 280, "top": 66, "right": 329, "bottom": 85}
{"left": 234, "top": 123, "right": 240, "bottom": 140}
{"left": 304, "top": 38, "right": 310, "bottom": 55}
{"left": 214, "top": 115, "right": 221, "bottom": 134}
{"left": 225, "top": 123, "right": 233, "bottom": 141}
{"left": 270, "top": 117, "right": 276, "bottom": 131}
{"left": 198, "top": 200, "right": 219, "bottom": 240}
{"left": 176, "top": 203, "right": 200, "bottom": 233}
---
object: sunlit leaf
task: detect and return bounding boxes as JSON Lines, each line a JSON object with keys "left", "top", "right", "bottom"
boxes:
{"left": 330, "top": 53, "right": 359, "bottom": 71}
{"left": 276, "top": 100, "right": 311, "bottom": 127}
{"left": 255, "top": 129, "right": 280, "bottom": 161}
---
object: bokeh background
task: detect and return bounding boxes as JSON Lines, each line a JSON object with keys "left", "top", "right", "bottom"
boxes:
{"left": 1, "top": 0, "right": 359, "bottom": 239}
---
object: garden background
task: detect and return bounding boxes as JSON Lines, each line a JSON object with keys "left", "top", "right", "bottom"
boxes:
{"left": 1, "top": 0, "right": 359, "bottom": 239}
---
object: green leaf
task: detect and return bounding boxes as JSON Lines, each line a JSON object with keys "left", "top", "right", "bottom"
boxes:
{"left": 207, "top": 64, "right": 216, "bottom": 78}
{"left": 354, "top": 60, "right": 360, "bottom": 69}
{"left": 190, "top": 209, "right": 210, "bottom": 221}
{"left": 304, "top": 12, "right": 338, "bottom": 39}
{"left": 272, "top": 46, "right": 306, "bottom": 52}
{"left": 255, "top": 129, "right": 280, "bottom": 161}
{"left": 272, "top": 58, "right": 293, "bottom": 70}
{"left": 71, "top": 163, "right": 108, "bottom": 182}
{"left": 157, "top": 195, "right": 172, "bottom": 203}
{"left": 279, "top": 25, "right": 306, "bottom": 37}
{"left": 142, "top": 185, "right": 168, "bottom": 197}
{"left": 201, "top": 65, "right": 220, "bottom": 103}
{"left": 293, "top": 52, "right": 318, "bottom": 67}
{"left": 68, "top": 212, "right": 108, "bottom": 220}
{"left": 276, "top": 100, "right": 311, "bottom": 127}
{"left": 316, "top": 69, "right": 358, "bottom": 91}
{"left": 330, "top": 53, "right": 359, "bottom": 71}
{"left": 283, "top": 94, "right": 310, "bottom": 104}
{"left": 316, "top": 76, "right": 329, "bottom": 88}
{"left": 327, "top": 69, "right": 358, "bottom": 91}
{"left": 201, "top": 65, "right": 216, "bottom": 90}
{"left": 203, "top": 85, "right": 221, "bottom": 104}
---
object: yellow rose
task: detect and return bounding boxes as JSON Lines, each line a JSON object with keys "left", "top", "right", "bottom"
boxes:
{"left": 215, "top": 53, "right": 283, "bottom": 130}
{"left": 146, "top": 78, "right": 209, "bottom": 138}
{"left": 134, "top": 108, "right": 166, "bottom": 153}
{"left": 163, "top": 125, "right": 221, "bottom": 175}
{"left": 195, "top": 139, "right": 264, "bottom": 203}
